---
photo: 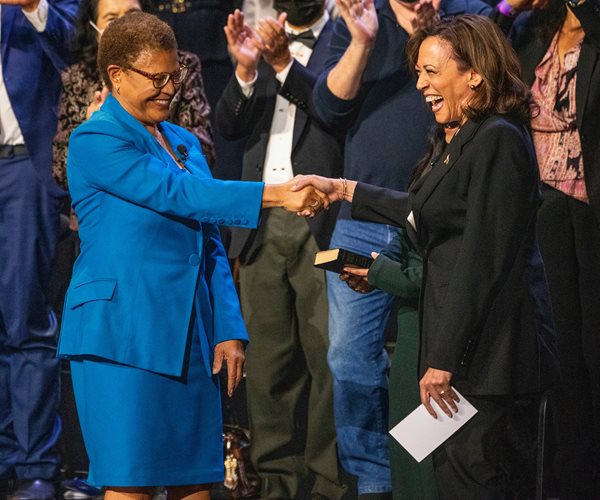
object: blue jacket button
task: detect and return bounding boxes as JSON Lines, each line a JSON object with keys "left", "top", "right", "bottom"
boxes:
{"left": 234, "top": 219, "right": 241, "bottom": 225}
{"left": 218, "top": 218, "right": 225, "bottom": 224}
{"left": 201, "top": 216, "right": 209, "bottom": 222}
{"left": 189, "top": 254, "right": 200, "bottom": 266}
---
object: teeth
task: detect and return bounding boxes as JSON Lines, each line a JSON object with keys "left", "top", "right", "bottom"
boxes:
{"left": 425, "top": 95, "right": 443, "bottom": 103}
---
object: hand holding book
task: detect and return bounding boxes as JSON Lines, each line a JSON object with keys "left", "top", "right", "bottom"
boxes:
{"left": 314, "top": 248, "right": 379, "bottom": 294}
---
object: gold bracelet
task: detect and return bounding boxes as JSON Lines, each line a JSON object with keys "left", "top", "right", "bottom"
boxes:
{"left": 340, "top": 177, "right": 347, "bottom": 201}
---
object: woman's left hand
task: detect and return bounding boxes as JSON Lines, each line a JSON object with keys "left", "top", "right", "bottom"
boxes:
{"left": 419, "top": 367, "right": 459, "bottom": 419}
{"left": 213, "top": 340, "right": 245, "bottom": 397}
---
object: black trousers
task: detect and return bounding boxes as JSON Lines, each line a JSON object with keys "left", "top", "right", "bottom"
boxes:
{"left": 537, "top": 185, "right": 600, "bottom": 497}
{"left": 431, "top": 396, "right": 538, "bottom": 500}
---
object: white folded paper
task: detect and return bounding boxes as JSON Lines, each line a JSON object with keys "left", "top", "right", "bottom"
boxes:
{"left": 389, "top": 388, "right": 478, "bottom": 462}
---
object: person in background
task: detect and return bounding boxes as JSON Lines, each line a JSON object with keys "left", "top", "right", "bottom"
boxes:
{"left": 339, "top": 230, "right": 430, "bottom": 499}
{"left": 241, "top": 0, "right": 338, "bottom": 28}
{"left": 0, "top": 0, "right": 78, "bottom": 498}
{"left": 296, "top": 15, "right": 557, "bottom": 498}
{"left": 501, "top": 0, "right": 600, "bottom": 494}
{"left": 57, "top": 12, "right": 327, "bottom": 500}
{"left": 310, "top": 0, "right": 491, "bottom": 494}
{"left": 216, "top": 3, "right": 344, "bottom": 498}
{"left": 53, "top": 0, "right": 214, "bottom": 190}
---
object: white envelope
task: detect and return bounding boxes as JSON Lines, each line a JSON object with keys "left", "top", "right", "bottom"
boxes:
{"left": 389, "top": 388, "right": 478, "bottom": 462}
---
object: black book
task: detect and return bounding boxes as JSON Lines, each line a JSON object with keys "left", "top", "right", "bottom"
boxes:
{"left": 314, "top": 248, "right": 374, "bottom": 273}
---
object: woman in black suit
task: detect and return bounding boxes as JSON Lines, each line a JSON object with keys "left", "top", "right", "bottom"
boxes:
{"left": 296, "top": 15, "right": 556, "bottom": 498}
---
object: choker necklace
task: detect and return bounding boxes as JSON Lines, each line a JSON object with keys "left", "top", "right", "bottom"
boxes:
{"left": 443, "top": 120, "right": 461, "bottom": 130}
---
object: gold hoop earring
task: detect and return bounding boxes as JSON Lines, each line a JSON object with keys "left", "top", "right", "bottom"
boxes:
{"left": 116, "top": 86, "right": 121, "bottom": 95}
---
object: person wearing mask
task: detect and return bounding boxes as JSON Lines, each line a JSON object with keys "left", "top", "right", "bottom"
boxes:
{"left": 216, "top": 3, "right": 345, "bottom": 498}
{"left": 0, "top": 0, "right": 77, "bottom": 498}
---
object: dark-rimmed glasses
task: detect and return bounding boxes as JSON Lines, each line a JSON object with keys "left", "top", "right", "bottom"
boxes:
{"left": 126, "top": 65, "right": 189, "bottom": 89}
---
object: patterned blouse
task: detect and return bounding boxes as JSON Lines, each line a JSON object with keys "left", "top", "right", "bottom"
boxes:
{"left": 52, "top": 50, "right": 215, "bottom": 190}
{"left": 531, "top": 32, "right": 587, "bottom": 202}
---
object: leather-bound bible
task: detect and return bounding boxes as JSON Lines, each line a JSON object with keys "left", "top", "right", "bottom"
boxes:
{"left": 314, "top": 248, "right": 374, "bottom": 273}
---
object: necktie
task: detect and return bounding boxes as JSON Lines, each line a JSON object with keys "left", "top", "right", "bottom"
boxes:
{"left": 288, "top": 30, "right": 316, "bottom": 49}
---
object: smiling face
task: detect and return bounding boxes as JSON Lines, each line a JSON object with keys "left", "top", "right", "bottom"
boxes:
{"left": 415, "top": 36, "right": 481, "bottom": 128}
{"left": 108, "top": 48, "right": 179, "bottom": 132}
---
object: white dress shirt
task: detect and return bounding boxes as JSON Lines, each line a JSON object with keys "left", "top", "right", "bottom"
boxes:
{"left": 236, "top": 12, "right": 328, "bottom": 184}
{"left": 0, "top": 0, "right": 48, "bottom": 145}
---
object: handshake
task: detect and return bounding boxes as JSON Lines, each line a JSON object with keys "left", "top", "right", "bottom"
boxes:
{"left": 263, "top": 175, "right": 357, "bottom": 217}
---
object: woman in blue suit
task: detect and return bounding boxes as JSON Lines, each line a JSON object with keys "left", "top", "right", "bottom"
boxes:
{"left": 57, "top": 12, "right": 326, "bottom": 500}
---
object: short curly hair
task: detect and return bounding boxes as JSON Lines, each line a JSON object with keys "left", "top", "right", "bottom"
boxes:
{"left": 98, "top": 12, "right": 177, "bottom": 90}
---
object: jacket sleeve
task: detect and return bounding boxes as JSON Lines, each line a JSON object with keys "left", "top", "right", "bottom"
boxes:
{"left": 204, "top": 223, "right": 250, "bottom": 345}
{"left": 368, "top": 229, "right": 422, "bottom": 298}
{"left": 34, "top": 0, "right": 79, "bottom": 72}
{"left": 68, "top": 122, "right": 264, "bottom": 228}
{"left": 351, "top": 182, "right": 410, "bottom": 227}
{"left": 312, "top": 17, "right": 365, "bottom": 131}
{"left": 425, "top": 121, "right": 539, "bottom": 374}
{"left": 215, "top": 72, "right": 262, "bottom": 140}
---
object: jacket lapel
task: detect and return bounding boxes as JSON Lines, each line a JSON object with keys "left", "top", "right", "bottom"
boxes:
{"left": 290, "top": 20, "right": 332, "bottom": 155}
{"left": 410, "top": 119, "right": 483, "bottom": 240}
{"left": 1, "top": 7, "right": 16, "bottom": 66}
{"left": 576, "top": 42, "right": 597, "bottom": 132}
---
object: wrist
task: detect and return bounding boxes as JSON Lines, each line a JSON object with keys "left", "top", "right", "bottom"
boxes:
{"left": 22, "top": 0, "right": 41, "bottom": 12}
{"left": 262, "top": 184, "right": 285, "bottom": 208}
{"left": 349, "top": 39, "right": 375, "bottom": 54}
{"left": 272, "top": 55, "right": 293, "bottom": 74}
{"left": 235, "top": 65, "right": 258, "bottom": 83}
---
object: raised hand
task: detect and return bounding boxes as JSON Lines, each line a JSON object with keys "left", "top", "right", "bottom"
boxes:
{"left": 337, "top": 0, "right": 379, "bottom": 48}
{"left": 0, "top": 0, "right": 40, "bottom": 12}
{"left": 411, "top": 0, "right": 440, "bottom": 33}
{"left": 253, "top": 13, "right": 292, "bottom": 74}
{"left": 86, "top": 85, "right": 109, "bottom": 120}
{"left": 224, "top": 9, "right": 261, "bottom": 81}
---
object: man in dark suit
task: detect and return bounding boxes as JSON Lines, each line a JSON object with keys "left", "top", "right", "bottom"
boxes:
{"left": 216, "top": 3, "right": 344, "bottom": 498}
{"left": 0, "top": 0, "right": 77, "bottom": 497}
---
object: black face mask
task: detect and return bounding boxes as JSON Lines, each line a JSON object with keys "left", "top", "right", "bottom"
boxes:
{"left": 273, "top": 0, "right": 324, "bottom": 26}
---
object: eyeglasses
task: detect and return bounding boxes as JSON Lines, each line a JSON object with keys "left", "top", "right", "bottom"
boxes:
{"left": 126, "top": 65, "right": 189, "bottom": 89}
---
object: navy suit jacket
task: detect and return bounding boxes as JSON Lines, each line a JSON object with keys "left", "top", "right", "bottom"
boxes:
{"left": 1, "top": 0, "right": 78, "bottom": 195}
{"left": 216, "top": 20, "right": 343, "bottom": 262}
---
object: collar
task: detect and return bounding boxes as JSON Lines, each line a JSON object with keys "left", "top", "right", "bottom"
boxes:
{"left": 286, "top": 10, "right": 329, "bottom": 39}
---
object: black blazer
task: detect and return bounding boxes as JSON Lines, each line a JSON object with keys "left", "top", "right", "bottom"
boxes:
{"left": 351, "top": 116, "right": 557, "bottom": 396}
{"left": 511, "top": 0, "right": 600, "bottom": 224}
{"left": 216, "top": 20, "right": 343, "bottom": 263}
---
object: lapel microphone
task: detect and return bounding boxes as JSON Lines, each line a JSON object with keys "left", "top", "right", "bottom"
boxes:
{"left": 176, "top": 144, "right": 189, "bottom": 165}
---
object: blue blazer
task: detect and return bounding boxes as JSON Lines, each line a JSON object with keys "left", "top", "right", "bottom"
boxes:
{"left": 58, "top": 95, "right": 264, "bottom": 377}
{"left": 1, "top": 0, "right": 78, "bottom": 195}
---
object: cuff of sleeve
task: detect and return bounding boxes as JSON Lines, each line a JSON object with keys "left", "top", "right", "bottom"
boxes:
{"left": 275, "top": 60, "right": 294, "bottom": 84}
{"left": 235, "top": 71, "right": 258, "bottom": 98}
{"left": 317, "top": 74, "right": 361, "bottom": 114}
{"left": 22, "top": 0, "right": 48, "bottom": 32}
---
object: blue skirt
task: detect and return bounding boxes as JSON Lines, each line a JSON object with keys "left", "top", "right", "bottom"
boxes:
{"left": 70, "top": 329, "right": 223, "bottom": 487}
